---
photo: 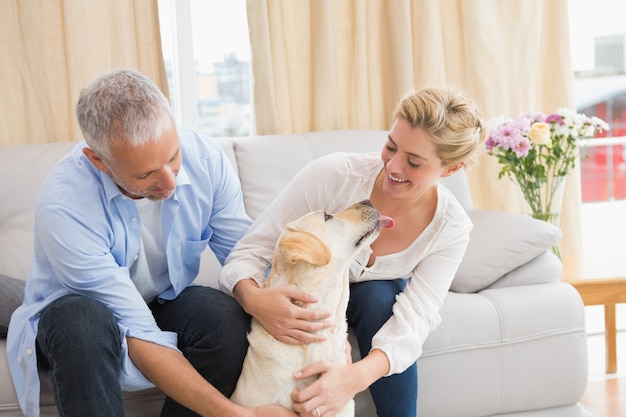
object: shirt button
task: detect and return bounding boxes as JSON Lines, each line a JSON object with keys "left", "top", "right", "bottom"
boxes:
{"left": 26, "top": 349, "right": 33, "bottom": 356}
{"left": 131, "top": 217, "right": 138, "bottom": 223}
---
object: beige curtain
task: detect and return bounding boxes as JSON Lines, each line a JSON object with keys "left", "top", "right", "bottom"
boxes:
{"left": 246, "top": 0, "right": 581, "bottom": 256}
{"left": 0, "top": 0, "right": 168, "bottom": 146}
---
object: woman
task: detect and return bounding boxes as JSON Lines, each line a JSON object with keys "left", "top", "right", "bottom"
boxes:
{"left": 220, "top": 86, "right": 488, "bottom": 417}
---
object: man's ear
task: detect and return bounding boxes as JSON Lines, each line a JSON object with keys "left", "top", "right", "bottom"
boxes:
{"left": 441, "top": 162, "right": 464, "bottom": 178}
{"left": 82, "top": 147, "right": 110, "bottom": 173}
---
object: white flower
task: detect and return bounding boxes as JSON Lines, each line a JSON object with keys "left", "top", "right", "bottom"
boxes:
{"left": 591, "top": 116, "right": 610, "bottom": 131}
{"left": 582, "top": 125, "right": 595, "bottom": 137}
{"left": 487, "top": 115, "right": 510, "bottom": 131}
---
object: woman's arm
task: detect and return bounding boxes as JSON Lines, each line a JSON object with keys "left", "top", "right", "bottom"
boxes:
{"left": 233, "top": 279, "right": 331, "bottom": 344}
{"left": 222, "top": 154, "right": 370, "bottom": 343}
{"left": 371, "top": 206, "right": 472, "bottom": 375}
{"left": 220, "top": 153, "right": 370, "bottom": 295}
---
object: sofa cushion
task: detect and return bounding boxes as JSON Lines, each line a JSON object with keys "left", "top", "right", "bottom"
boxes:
{"left": 486, "top": 250, "right": 563, "bottom": 289}
{"left": 227, "top": 131, "right": 388, "bottom": 220}
{"left": 0, "top": 142, "right": 77, "bottom": 280}
{"left": 0, "top": 274, "right": 25, "bottom": 337}
{"left": 450, "top": 210, "right": 562, "bottom": 293}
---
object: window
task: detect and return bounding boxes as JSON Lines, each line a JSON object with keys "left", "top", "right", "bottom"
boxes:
{"left": 569, "top": 0, "right": 626, "bottom": 203}
{"left": 158, "top": 0, "right": 626, "bottom": 203}
{"left": 157, "top": 0, "right": 252, "bottom": 137}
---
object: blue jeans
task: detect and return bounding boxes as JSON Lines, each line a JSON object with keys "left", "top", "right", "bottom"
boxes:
{"left": 347, "top": 279, "right": 418, "bottom": 417}
{"left": 37, "top": 294, "right": 124, "bottom": 417}
{"left": 37, "top": 286, "right": 251, "bottom": 417}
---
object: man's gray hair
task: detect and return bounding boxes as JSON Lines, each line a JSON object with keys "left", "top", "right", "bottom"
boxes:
{"left": 76, "top": 69, "right": 173, "bottom": 161}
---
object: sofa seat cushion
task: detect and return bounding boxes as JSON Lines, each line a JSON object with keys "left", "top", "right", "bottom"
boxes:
{"left": 450, "top": 209, "right": 562, "bottom": 293}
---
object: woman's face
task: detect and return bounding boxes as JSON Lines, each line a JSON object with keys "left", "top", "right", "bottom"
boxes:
{"left": 380, "top": 118, "right": 460, "bottom": 200}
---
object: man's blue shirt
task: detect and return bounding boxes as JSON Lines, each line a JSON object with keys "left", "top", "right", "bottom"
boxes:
{"left": 7, "top": 127, "right": 251, "bottom": 417}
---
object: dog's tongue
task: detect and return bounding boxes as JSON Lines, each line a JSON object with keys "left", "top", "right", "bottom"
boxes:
{"left": 379, "top": 214, "right": 395, "bottom": 228}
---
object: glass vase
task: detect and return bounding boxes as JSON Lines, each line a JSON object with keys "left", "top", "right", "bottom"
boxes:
{"left": 516, "top": 175, "right": 567, "bottom": 259}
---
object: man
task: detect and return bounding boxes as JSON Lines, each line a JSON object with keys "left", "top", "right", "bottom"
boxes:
{"left": 7, "top": 69, "right": 296, "bottom": 417}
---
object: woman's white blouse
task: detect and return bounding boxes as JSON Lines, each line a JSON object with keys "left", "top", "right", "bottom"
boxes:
{"left": 220, "top": 152, "right": 472, "bottom": 375}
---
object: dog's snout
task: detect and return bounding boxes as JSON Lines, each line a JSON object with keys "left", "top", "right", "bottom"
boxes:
{"left": 355, "top": 201, "right": 380, "bottom": 225}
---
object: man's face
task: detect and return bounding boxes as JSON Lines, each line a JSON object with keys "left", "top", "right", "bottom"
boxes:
{"left": 89, "top": 116, "right": 182, "bottom": 201}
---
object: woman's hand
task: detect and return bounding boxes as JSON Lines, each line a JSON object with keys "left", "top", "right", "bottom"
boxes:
{"left": 290, "top": 361, "right": 361, "bottom": 417}
{"left": 233, "top": 279, "right": 332, "bottom": 344}
{"left": 290, "top": 350, "right": 391, "bottom": 416}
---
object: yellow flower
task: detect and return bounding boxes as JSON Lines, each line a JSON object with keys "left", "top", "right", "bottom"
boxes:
{"left": 528, "top": 122, "right": 551, "bottom": 146}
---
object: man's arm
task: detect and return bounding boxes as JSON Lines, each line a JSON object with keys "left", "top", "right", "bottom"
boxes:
{"left": 127, "top": 337, "right": 298, "bottom": 417}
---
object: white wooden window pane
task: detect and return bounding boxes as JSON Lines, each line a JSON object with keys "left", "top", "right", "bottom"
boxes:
{"left": 158, "top": 0, "right": 251, "bottom": 136}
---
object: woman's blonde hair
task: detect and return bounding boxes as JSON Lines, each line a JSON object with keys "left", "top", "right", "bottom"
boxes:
{"left": 392, "top": 87, "right": 488, "bottom": 169}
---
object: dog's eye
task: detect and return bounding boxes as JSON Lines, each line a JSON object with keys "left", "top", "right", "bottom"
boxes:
{"left": 324, "top": 212, "right": 333, "bottom": 221}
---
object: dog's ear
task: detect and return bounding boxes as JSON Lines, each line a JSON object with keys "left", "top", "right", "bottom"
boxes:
{"left": 279, "top": 230, "right": 331, "bottom": 266}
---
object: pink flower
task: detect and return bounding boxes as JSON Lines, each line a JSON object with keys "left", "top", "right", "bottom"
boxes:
{"left": 512, "top": 136, "right": 531, "bottom": 156}
{"left": 488, "top": 119, "right": 529, "bottom": 155}
{"left": 545, "top": 113, "right": 564, "bottom": 125}
{"left": 487, "top": 110, "right": 608, "bottom": 194}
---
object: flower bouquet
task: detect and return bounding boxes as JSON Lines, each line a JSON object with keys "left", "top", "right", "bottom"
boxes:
{"left": 485, "top": 109, "right": 609, "bottom": 257}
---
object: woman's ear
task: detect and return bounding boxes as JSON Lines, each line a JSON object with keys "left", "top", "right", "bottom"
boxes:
{"left": 82, "top": 147, "right": 110, "bottom": 173}
{"left": 441, "top": 162, "right": 464, "bottom": 178}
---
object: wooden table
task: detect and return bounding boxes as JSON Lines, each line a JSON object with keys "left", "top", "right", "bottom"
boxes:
{"left": 562, "top": 254, "right": 626, "bottom": 373}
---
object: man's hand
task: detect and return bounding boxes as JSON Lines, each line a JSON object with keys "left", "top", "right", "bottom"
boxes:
{"left": 233, "top": 279, "right": 332, "bottom": 344}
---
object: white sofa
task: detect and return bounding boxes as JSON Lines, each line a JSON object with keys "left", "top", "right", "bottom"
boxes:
{"left": 0, "top": 130, "right": 589, "bottom": 417}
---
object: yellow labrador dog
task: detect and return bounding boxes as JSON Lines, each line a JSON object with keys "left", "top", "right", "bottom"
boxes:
{"left": 230, "top": 200, "right": 393, "bottom": 416}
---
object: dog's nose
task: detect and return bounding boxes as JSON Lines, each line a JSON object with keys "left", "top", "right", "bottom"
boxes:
{"left": 359, "top": 199, "right": 373, "bottom": 207}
